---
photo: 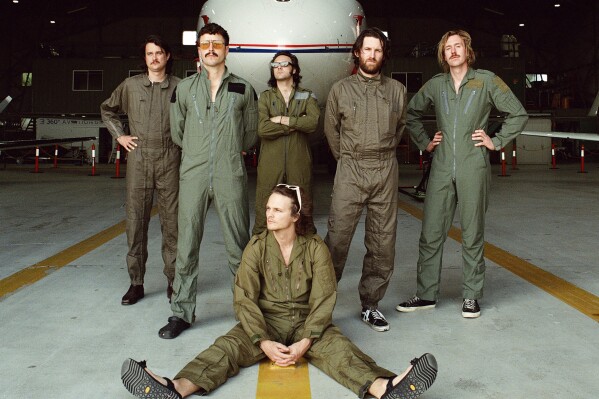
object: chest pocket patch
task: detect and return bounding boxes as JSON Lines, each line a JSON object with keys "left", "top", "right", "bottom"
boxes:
{"left": 228, "top": 82, "right": 246, "bottom": 95}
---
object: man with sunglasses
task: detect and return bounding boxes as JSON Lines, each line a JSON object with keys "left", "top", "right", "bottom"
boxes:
{"left": 121, "top": 185, "right": 438, "bottom": 399}
{"left": 253, "top": 51, "right": 320, "bottom": 236}
{"left": 101, "top": 35, "right": 180, "bottom": 306}
{"left": 324, "top": 28, "right": 407, "bottom": 332}
{"left": 161, "top": 23, "right": 258, "bottom": 339}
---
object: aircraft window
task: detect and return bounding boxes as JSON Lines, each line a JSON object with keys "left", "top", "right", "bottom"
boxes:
{"left": 391, "top": 72, "right": 423, "bottom": 94}
{"left": 21, "top": 73, "right": 32, "bottom": 87}
{"left": 72, "top": 70, "right": 103, "bottom": 91}
{"left": 526, "top": 73, "right": 547, "bottom": 88}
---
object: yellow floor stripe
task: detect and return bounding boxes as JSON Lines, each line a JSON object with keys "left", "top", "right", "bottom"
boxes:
{"left": 256, "top": 358, "right": 311, "bottom": 399}
{"left": 0, "top": 207, "right": 157, "bottom": 299}
{"left": 398, "top": 199, "right": 599, "bottom": 323}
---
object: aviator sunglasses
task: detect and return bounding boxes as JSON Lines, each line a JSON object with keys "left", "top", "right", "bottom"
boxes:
{"left": 276, "top": 184, "right": 302, "bottom": 213}
{"left": 198, "top": 40, "right": 226, "bottom": 50}
{"left": 270, "top": 61, "right": 293, "bottom": 68}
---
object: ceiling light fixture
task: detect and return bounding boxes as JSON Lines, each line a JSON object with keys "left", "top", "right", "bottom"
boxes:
{"left": 554, "top": 4, "right": 560, "bottom": 7}
{"left": 50, "top": 20, "right": 56, "bottom": 24}
{"left": 519, "top": 23, "right": 525, "bottom": 27}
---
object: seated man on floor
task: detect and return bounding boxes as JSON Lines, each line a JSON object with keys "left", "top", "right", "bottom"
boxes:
{"left": 121, "top": 185, "right": 438, "bottom": 399}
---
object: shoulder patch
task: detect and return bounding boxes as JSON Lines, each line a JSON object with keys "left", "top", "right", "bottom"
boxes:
{"left": 492, "top": 75, "right": 510, "bottom": 93}
{"left": 170, "top": 86, "right": 177, "bottom": 103}
{"left": 228, "top": 82, "right": 246, "bottom": 95}
{"left": 293, "top": 91, "right": 310, "bottom": 100}
{"left": 466, "top": 79, "right": 484, "bottom": 89}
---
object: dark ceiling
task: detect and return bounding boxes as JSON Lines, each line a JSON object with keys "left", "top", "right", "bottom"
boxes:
{"left": 0, "top": 0, "right": 593, "bottom": 46}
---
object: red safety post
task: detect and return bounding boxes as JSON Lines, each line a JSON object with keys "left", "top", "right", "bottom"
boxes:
{"left": 30, "top": 146, "right": 43, "bottom": 173}
{"left": 111, "top": 143, "right": 125, "bottom": 179}
{"left": 88, "top": 143, "right": 99, "bottom": 176}
{"left": 511, "top": 142, "right": 518, "bottom": 170}
{"left": 53, "top": 145, "right": 58, "bottom": 168}
{"left": 418, "top": 150, "right": 423, "bottom": 170}
{"left": 578, "top": 144, "right": 588, "bottom": 174}
{"left": 498, "top": 147, "right": 509, "bottom": 177}
{"left": 550, "top": 143, "right": 558, "bottom": 169}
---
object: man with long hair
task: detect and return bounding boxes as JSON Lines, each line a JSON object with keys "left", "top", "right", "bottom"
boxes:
{"left": 324, "top": 27, "right": 407, "bottom": 332}
{"left": 121, "top": 185, "right": 438, "bottom": 399}
{"left": 101, "top": 35, "right": 180, "bottom": 305}
{"left": 397, "top": 30, "right": 528, "bottom": 318}
{"left": 252, "top": 51, "right": 320, "bottom": 235}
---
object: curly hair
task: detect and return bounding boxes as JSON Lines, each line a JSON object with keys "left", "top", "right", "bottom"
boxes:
{"left": 437, "top": 29, "right": 476, "bottom": 72}
{"left": 267, "top": 51, "right": 302, "bottom": 87}
{"left": 269, "top": 185, "right": 315, "bottom": 236}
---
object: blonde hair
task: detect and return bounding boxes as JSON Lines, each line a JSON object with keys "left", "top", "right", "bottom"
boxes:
{"left": 437, "top": 30, "right": 476, "bottom": 72}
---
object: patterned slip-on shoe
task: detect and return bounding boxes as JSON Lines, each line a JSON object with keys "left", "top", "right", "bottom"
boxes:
{"left": 121, "top": 358, "right": 182, "bottom": 399}
{"left": 381, "top": 353, "right": 438, "bottom": 399}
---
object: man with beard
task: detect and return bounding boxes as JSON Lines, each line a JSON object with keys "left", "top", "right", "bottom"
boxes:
{"left": 252, "top": 51, "right": 320, "bottom": 236}
{"left": 323, "top": 28, "right": 407, "bottom": 332}
{"left": 159, "top": 23, "right": 258, "bottom": 339}
{"left": 396, "top": 30, "right": 527, "bottom": 318}
{"left": 101, "top": 35, "right": 180, "bottom": 305}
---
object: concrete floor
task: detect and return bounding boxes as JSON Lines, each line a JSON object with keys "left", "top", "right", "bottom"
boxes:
{"left": 1, "top": 161, "right": 598, "bottom": 399}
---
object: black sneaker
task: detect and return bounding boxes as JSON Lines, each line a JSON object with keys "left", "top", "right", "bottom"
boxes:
{"left": 361, "top": 308, "right": 390, "bottom": 332}
{"left": 462, "top": 299, "right": 481, "bottom": 318}
{"left": 396, "top": 296, "right": 436, "bottom": 312}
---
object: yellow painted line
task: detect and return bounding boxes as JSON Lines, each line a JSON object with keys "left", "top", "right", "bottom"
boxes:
{"left": 0, "top": 207, "right": 158, "bottom": 299}
{"left": 256, "top": 357, "right": 311, "bottom": 399}
{"left": 398, "top": 199, "right": 599, "bottom": 323}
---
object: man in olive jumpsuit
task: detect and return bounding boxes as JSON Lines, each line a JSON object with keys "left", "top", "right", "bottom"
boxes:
{"left": 253, "top": 51, "right": 320, "bottom": 235}
{"left": 396, "top": 30, "right": 528, "bottom": 318}
{"left": 324, "top": 28, "right": 407, "bottom": 332}
{"left": 158, "top": 23, "right": 258, "bottom": 339}
{"left": 121, "top": 186, "right": 438, "bottom": 399}
{"left": 101, "top": 35, "right": 180, "bottom": 305}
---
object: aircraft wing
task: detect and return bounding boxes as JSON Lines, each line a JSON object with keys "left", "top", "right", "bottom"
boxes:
{"left": 0, "top": 136, "right": 97, "bottom": 151}
{"left": 521, "top": 131, "right": 599, "bottom": 142}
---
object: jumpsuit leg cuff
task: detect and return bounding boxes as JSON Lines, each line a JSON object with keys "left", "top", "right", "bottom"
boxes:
{"left": 173, "top": 370, "right": 210, "bottom": 395}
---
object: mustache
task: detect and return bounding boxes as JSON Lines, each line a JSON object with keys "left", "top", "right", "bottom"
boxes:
{"left": 204, "top": 51, "right": 217, "bottom": 57}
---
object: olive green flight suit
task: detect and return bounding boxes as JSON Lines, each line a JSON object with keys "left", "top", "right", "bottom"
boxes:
{"left": 170, "top": 67, "right": 258, "bottom": 323}
{"left": 253, "top": 86, "right": 320, "bottom": 235}
{"left": 174, "top": 232, "right": 394, "bottom": 397}
{"left": 324, "top": 72, "right": 407, "bottom": 309}
{"left": 407, "top": 68, "right": 528, "bottom": 300}
{"left": 101, "top": 74, "right": 181, "bottom": 285}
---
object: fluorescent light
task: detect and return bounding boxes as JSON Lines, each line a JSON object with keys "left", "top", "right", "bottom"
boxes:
{"left": 13, "top": 0, "right": 19, "bottom": 4}
{"left": 182, "top": 31, "right": 197, "bottom": 46}
{"left": 519, "top": 23, "right": 525, "bottom": 27}
{"left": 50, "top": 20, "right": 56, "bottom": 24}
{"left": 554, "top": 4, "right": 560, "bottom": 7}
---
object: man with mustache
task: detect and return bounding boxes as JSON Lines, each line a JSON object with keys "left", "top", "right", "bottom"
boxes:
{"left": 159, "top": 23, "right": 258, "bottom": 339}
{"left": 397, "top": 30, "right": 528, "bottom": 318}
{"left": 324, "top": 28, "right": 407, "bottom": 332}
{"left": 101, "top": 35, "right": 180, "bottom": 306}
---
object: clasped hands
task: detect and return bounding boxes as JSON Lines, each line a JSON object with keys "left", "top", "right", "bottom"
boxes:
{"left": 259, "top": 338, "right": 312, "bottom": 367}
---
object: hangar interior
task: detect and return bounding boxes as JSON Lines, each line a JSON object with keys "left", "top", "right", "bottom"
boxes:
{"left": 1, "top": 1, "right": 599, "bottom": 399}
{"left": 1, "top": 0, "right": 597, "bottom": 163}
